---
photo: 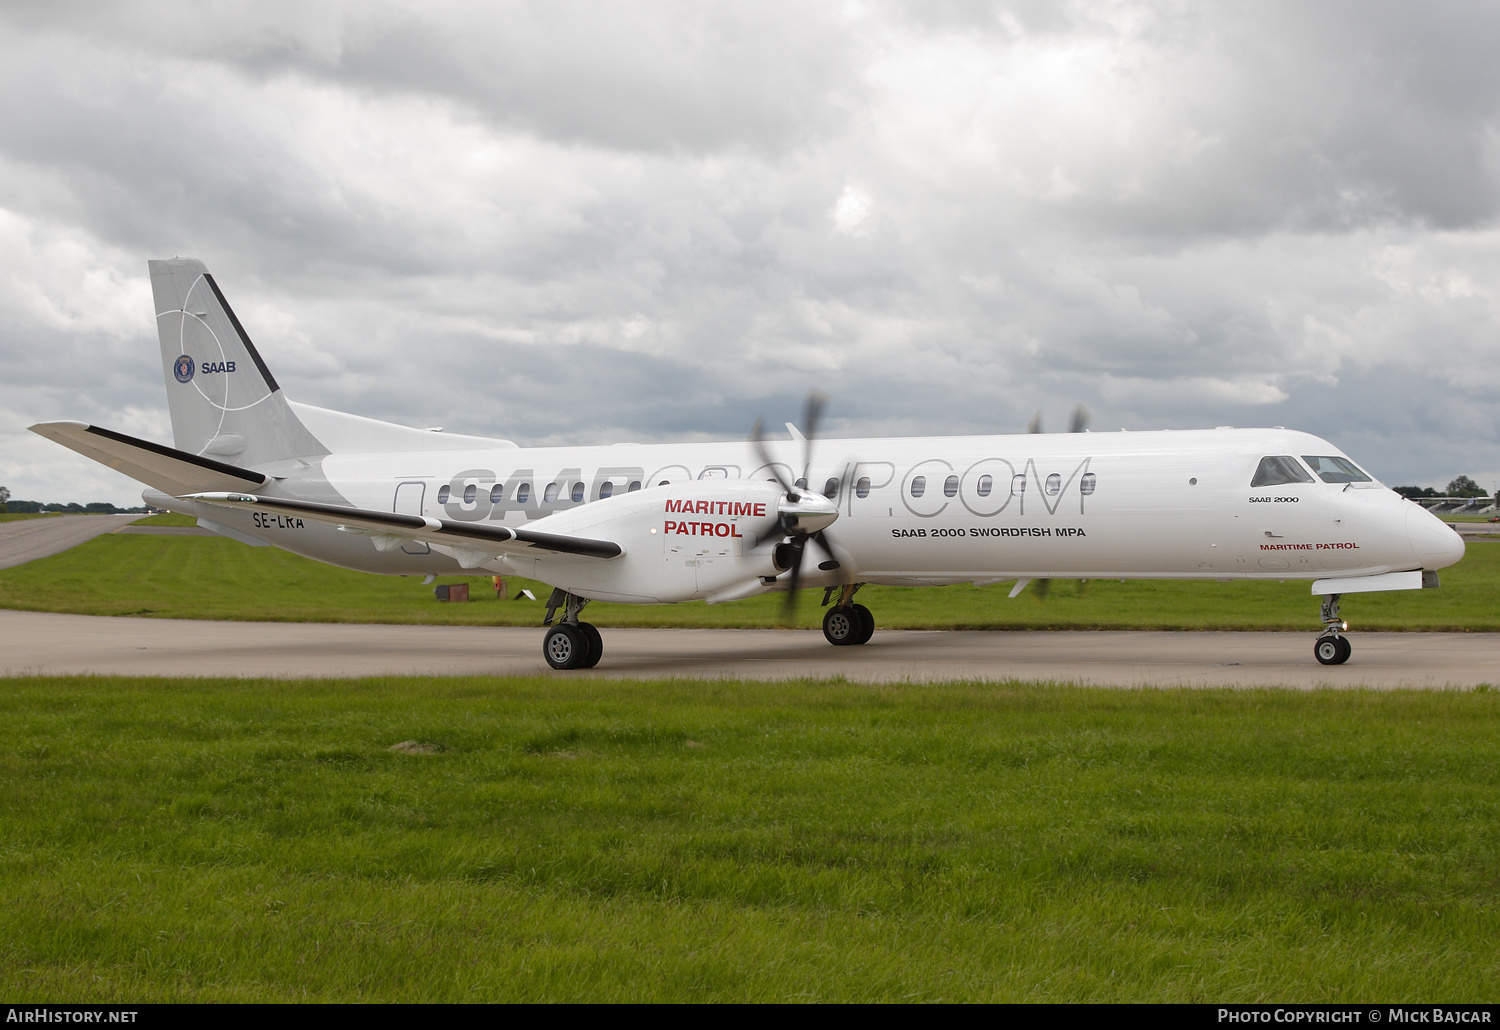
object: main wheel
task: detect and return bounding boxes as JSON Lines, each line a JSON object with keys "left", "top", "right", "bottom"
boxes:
{"left": 577, "top": 622, "right": 603, "bottom": 668}
{"left": 1335, "top": 636, "right": 1352, "bottom": 664}
{"left": 823, "top": 606, "right": 859, "bottom": 646}
{"left": 850, "top": 603, "right": 875, "bottom": 645}
{"left": 1314, "top": 635, "right": 1342, "bottom": 665}
{"left": 544, "top": 624, "right": 586, "bottom": 669}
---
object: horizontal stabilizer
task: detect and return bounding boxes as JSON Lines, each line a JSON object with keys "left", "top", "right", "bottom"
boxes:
{"left": 188, "top": 492, "right": 623, "bottom": 561}
{"left": 28, "top": 421, "right": 268, "bottom": 496}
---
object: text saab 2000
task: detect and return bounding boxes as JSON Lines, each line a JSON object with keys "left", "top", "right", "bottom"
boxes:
{"left": 31, "top": 258, "right": 1465, "bottom": 669}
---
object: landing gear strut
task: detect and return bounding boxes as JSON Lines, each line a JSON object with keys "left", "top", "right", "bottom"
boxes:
{"left": 542, "top": 589, "right": 602, "bottom": 670}
{"left": 1314, "top": 592, "right": 1351, "bottom": 666}
{"left": 821, "top": 584, "right": 874, "bottom": 646}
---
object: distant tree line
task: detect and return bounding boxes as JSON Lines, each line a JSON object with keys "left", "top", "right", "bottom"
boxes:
{"left": 1393, "top": 476, "right": 1496, "bottom": 502}
{"left": 0, "top": 487, "right": 147, "bottom": 515}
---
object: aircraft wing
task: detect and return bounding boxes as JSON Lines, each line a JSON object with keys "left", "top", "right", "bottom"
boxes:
{"left": 29, "top": 421, "right": 269, "bottom": 495}
{"left": 188, "top": 491, "right": 623, "bottom": 563}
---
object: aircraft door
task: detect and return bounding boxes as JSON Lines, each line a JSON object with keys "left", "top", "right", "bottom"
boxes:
{"left": 392, "top": 481, "right": 431, "bottom": 555}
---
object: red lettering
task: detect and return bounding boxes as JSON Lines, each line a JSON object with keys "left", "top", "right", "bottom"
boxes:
{"left": 753, "top": 502, "right": 766, "bottom": 517}
{"left": 715, "top": 523, "right": 728, "bottom": 537}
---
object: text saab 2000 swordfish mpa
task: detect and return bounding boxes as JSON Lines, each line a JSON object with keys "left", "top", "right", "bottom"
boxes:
{"left": 30, "top": 258, "right": 1465, "bottom": 669}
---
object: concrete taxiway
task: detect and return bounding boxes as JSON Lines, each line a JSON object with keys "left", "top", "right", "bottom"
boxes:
{"left": 1, "top": 609, "right": 1494, "bottom": 687}
{"left": 0, "top": 515, "right": 139, "bottom": 570}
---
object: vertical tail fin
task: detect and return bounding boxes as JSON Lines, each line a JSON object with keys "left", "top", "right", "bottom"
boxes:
{"left": 149, "top": 258, "right": 326, "bottom": 467}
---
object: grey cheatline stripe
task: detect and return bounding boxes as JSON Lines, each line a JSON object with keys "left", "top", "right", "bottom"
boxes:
{"left": 83, "top": 425, "right": 268, "bottom": 486}
{"left": 202, "top": 273, "right": 280, "bottom": 393}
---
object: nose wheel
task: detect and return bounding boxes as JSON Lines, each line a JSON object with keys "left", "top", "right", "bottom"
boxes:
{"left": 1313, "top": 592, "right": 1351, "bottom": 665}
{"left": 1314, "top": 633, "right": 1351, "bottom": 665}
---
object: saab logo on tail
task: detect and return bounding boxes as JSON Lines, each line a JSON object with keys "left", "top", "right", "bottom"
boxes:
{"left": 173, "top": 354, "right": 195, "bottom": 383}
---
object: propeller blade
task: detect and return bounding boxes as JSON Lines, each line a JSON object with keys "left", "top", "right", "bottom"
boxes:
{"left": 1069, "top": 405, "right": 1091, "bottom": 434}
{"left": 781, "top": 536, "right": 806, "bottom": 618}
{"left": 750, "top": 416, "right": 799, "bottom": 500}
{"left": 800, "top": 390, "right": 828, "bottom": 487}
{"left": 1027, "top": 410, "right": 1043, "bottom": 434}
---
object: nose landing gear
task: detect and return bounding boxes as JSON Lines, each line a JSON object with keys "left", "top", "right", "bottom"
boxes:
{"left": 542, "top": 589, "right": 602, "bottom": 669}
{"left": 1314, "top": 592, "right": 1351, "bottom": 665}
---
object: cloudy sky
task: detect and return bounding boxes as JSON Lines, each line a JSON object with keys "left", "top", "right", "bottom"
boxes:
{"left": 4, "top": 0, "right": 1499, "bottom": 505}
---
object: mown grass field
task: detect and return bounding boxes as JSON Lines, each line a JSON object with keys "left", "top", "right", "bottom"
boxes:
{"left": 0, "top": 676, "right": 1495, "bottom": 1001}
{"left": 0, "top": 523, "right": 1496, "bottom": 630}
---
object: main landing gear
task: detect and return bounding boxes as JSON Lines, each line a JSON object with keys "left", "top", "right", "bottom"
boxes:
{"left": 1314, "top": 592, "right": 1352, "bottom": 666}
{"left": 821, "top": 584, "right": 875, "bottom": 647}
{"left": 542, "top": 589, "right": 602, "bottom": 670}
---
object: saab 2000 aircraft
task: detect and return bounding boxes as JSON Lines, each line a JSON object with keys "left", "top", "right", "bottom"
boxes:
{"left": 31, "top": 258, "right": 1465, "bottom": 669}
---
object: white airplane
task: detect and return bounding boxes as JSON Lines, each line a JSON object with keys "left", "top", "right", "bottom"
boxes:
{"left": 30, "top": 258, "right": 1465, "bottom": 669}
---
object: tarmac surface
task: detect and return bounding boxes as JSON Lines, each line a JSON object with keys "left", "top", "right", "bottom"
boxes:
{"left": 1, "top": 609, "right": 1494, "bottom": 687}
{"left": 0, "top": 515, "right": 139, "bottom": 570}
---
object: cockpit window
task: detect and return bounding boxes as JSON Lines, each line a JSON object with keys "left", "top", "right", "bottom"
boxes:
{"left": 1250, "top": 455, "right": 1314, "bottom": 488}
{"left": 1302, "top": 455, "right": 1372, "bottom": 484}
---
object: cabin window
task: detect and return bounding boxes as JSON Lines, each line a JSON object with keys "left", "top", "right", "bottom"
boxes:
{"left": 490, "top": 484, "right": 505, "bottom": 503}
{"left": 977, "top": 474, "right": 992, "bottom": 497}
{"left": 795, "top": 477, "right": 808, "bottom": 490}
{"left": 855, "top": 476, "right": 871, "bottom": 498}
{"left": 1080, "top": 472, "right": 1097, "bottom": 496}
{"left": 823, "top": 478, "right": 839, "bottom": 498}
{"left": 943, "top": 475, "right": 959, "bottom": 497}
{"left": 1301, "top": 455, "right": 1372, "bottom": 485}
{"left": 599, "top": 482, "right": 614, "bottom": 500}
{"left": 463, "top": 484, "right": 476, "bottom": 504}
{"left": 1045, "top": 473, "right": 1061, "bottom": 496}
{"left": 437, "top": 485, "right": 451, "bottom": 503}
{"left": 1012, "top": 473, "right": 1026, "bottom": 494}
{"left": 516, "top": 483, "right": 531, "bottom": 503}
{"left": 543, "top": 483, "right": 560, "bottom": 503}
{"left": 628, "top": 481, "right": 642, "bottom": 492}
{"left": 571, "top": 482, "right": 585, "bottom": 502}
{"left": 1251, "top": 455, "right": 1314, "bottom": 487}
{"left": 910, "top": 476, "right": 926, "bottom": 498}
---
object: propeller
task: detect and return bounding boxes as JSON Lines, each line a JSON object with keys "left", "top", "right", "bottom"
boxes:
{"left": 1022, "top": 403, "right": 1090, "bottom": 600}
{"left": 1069, "top": 405, "right": 1090, "bottom": 434}
{"left": 1027, "top": 405, "right": 1090, "bottom": 435}
{"left": 750, "top": 391, "right": 842, "bottom": 618}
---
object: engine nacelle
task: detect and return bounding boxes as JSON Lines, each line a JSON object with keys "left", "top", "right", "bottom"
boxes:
{"left": 498, "top": 479, "right": 834, "bottom": 604}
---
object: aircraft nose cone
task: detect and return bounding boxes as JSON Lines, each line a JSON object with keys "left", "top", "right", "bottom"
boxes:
{"left": 1406, "top": 504, "right": 1465, "bottom": 569}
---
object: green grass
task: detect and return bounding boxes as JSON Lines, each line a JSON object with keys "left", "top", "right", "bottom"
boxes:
{"left": 0, "top": 676, "right": 1495, "bottom": 1001}
{"left": 0, "top": 531, "right": 1496, "bottom": 630}
{"left": 0, "top": 512, "right": 63, "bottom": 522}
{"left": 130, "top": 512, "right": 198, "bottom": 526}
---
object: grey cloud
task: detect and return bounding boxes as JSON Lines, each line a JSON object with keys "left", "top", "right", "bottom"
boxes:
{"left": 0, "top": 1, "right": 862, "bottom": 156}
